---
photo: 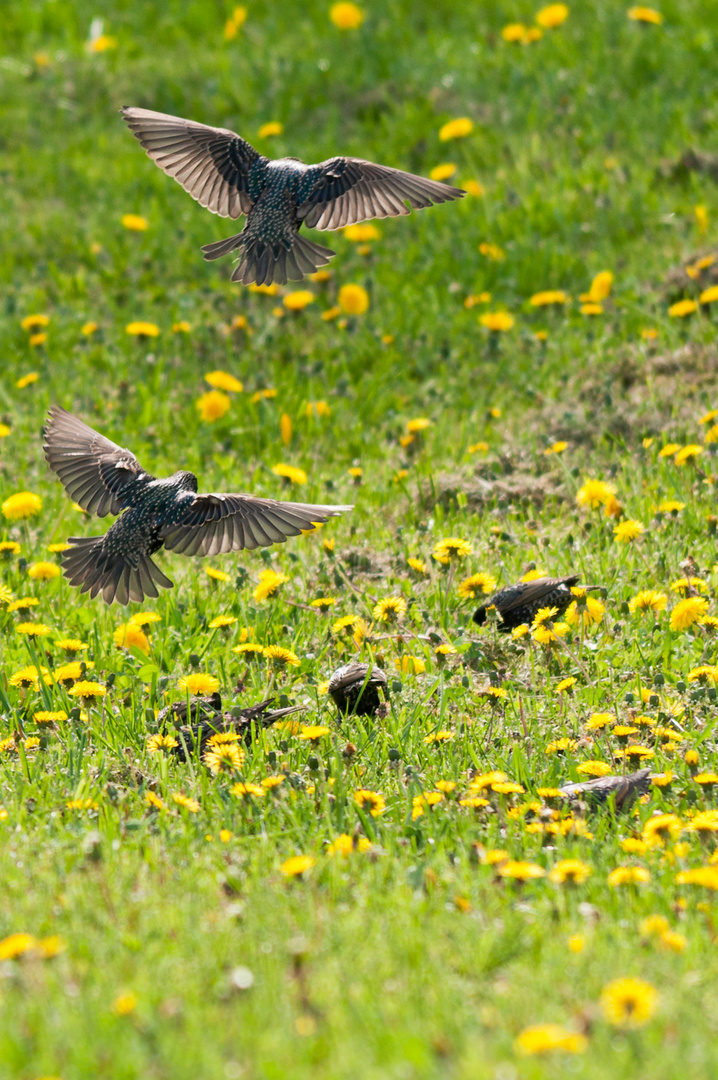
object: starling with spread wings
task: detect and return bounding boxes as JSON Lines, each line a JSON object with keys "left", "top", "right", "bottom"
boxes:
{"left": 121, "top": 107, "right": 464, "bottom": 286}
{"left": 473, "top": 575, "right": 585, "bottom": 632}
{"left": 43, "top": 407, "right": 351, "bottom": 605}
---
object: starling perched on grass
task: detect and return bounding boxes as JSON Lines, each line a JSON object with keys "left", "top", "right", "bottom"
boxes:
{"left": 473, "top": 574, "right": 583, "bottom": 632}
{"left": 121, "top": 107, "right": 464, "bottom": 286}
{"left": 328, "top": 662, "right": 388, "bottom": 717}
{"left": 158, "top": 693, "right": 303, "bottom": 760}
{"left": 43, "top": 407, "right": 352, "bottom": 605}
{"left": 559, "top": 768, "right": 652, "bottom": 811}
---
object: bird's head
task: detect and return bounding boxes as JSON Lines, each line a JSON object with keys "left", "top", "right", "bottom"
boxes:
{"left": 472, "top": 605, "right": 488, "bottom": 627}
{"left": 173, "top": 470, "right": 199, "bottom": 492}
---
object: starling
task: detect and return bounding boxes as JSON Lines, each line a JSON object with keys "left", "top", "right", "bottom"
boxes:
{"left": 121, "top": 107, "right": 464, "bottom": 286}
{"left": 43, "top": 407, "right": 352, "bottom": 605}
{"left": 328, "top": 662, "right": 388, "bottom": 717}
{"left": 473, "top": 574, "right": 583, "bottom": 632}
{"left": 161, "top": 695, "right": 304, "bottom": 761}
{"left": 559, "top": 768, "right": 652, "bottom": 812}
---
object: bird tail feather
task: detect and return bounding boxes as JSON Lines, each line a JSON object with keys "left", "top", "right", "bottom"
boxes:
{"left": 62, "top": 538, "right": 173, "bottom": 606}
{"left": 201, "top": 233, "right": 244, "bottom": 261}
{"left": 231, "top": 233, "right": 335, "bottom": 286}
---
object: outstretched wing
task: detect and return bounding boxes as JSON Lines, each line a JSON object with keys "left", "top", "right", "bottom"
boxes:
{"left": 495, "top": 576, "right": 580, "bottom": 614}
{"left": 299, "top": 157, "right": 464, "bottom": 232}
{"left": 161, "top": 493, "right": 352, "bottom": 557}
{"left": 121, "top": 107, "right": 262, "bottom": 219}
{"left": 43, "top": 406, "right": 149, "bottom": 517}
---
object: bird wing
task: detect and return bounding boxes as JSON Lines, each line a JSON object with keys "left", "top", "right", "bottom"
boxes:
{"left": 299, "top": 157, "right": 464, "bottom": 231}
{"left": 43, "top": 406, "right": 149, "bottom": 517}
{"left": 121, "top": 107, "right": 261, "bottom": 219}
{"left": 161, "top": 493, "right": 353, "bottom": 557}
{"left": 496, "top": 576, "right": 579, "bottom": 615}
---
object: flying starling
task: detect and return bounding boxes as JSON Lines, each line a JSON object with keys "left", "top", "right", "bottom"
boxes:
{"left": 121, "top": 107, "right": 464, "bottom": 286}
{"left": 43, "top": 407, "right": 352, "bottom": 605}
{"left": 559, "top": 768, "right": 652, "bottom": 812}
{"left": 473, "top": 574, "right": 584, "bottom": 632}
{"left": 156, "top": 692, "right": 304, "bottom": 760}
{"left": 328, "top": 661, "right": 388, "bottom": 717}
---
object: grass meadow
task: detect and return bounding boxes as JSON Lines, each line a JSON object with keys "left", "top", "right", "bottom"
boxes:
{"left": 3, "top": 1, "right": 718, "bottom": 1076}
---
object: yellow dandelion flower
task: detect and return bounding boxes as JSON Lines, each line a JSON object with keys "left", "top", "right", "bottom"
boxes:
{"left": 17, "top": 372, "right": 40, "bottom": 387}
{"left": 480, "top": 311, "right": 514, "bottom": 331}
{"left": 600, "top": 977, "right": 658, "bottom": 1028}
{"left": 69, "top": 680, "right": 105, "bottom": 701}
{"left": 628, "top": 590, "right": 667, "bottom": 614}
{"left": 530, "top": 290, "right": 568, "bottom": 307}
{"left": 263, "top": 644, "right": 300, "bottom": 667}
{"left": 668, "top": 299, "right": 697, "bottom": 318}
{"left": 121, "top": 213, "right": 148, "bottom": 231}
{"left": 457, "top": 572, "right": 497, "bottom": 598}
{"left": 178, "top": 673, "right": 220, "bottom": 695}
{"left": 439, "top": 117, "right": 473, "bottom": 141}
{"left": 338, "top": 283, "right": 369, "bottom": 315}
{"left": 576, "top": 479, "right": 616, "bottom": 509}
{"left": 354, "top": 789, "right": 386, "bottom": 816}
{"left": 613, "top": 519, "right": 645, "bottom": 543}
{"left": 172, "top": 792, "right": 200, "bottom": 812}
{"left": 272, "top": 463, "right": 307, "bottom": 485}
{"left": 628, "top": 6, "right": 663, "bottom": 23}
{"left": 283, "top": 290, "right": 314, "bottom": 311}
{"left": 147, "top": 733, "right": 178, "bottom": 754}
{"left": 549, "top": 859, "right": 591, "bottom": 885}
{"left": 253, "top": 568, "right": 290, "bottom": 602}
{"left": 2, "top": 491, "right": 42, "bottom": 521}
{"left": 670, "top": 597, "right": 710, "bottom": 631}
{"left": 21, "top": 314, "right": 49, "bottom": 331}
{"left": 536, "top": 4, "right": 569, "bottom": 28}
{"left": 577, "top": 761, "right": 612, "bottom": 777}
{"left": 204, "top": 370, "right": 243, "bottom": 393}
{"left": 125, "top": 321, "right": 160, "bottom": 337}
{"left": 498, "top": 860, "right": 545, "bottom": 881}
{"left": 607, "top": 866, "right": 651, "bottom": 887}
{"left": 112, "top": 623, "right": 150, "bottom": 655}
{"left": 429, "top": 163, "right": 457, "bottom": 182}
{"left": 16, "top": 622, "right": 51, "bottom": 637}
{"left": 432, "top": 537, "right": 472, "bottom": 564}
{"left": 642, "top": 813, "right": 682, "bottom": 846}
{"left": 502, "top": 22, "right": 528, "bottom": 41}
{"left": 224, "top": 6, "right": 247, "bottom": 39}
{"left": 27, "top": 561, "right": 60, "bottom": 580}
{"left": 204, "top": 743, "right": 245, "bottom": 774}
{"left": 258, "top": 121, "right": 283, "bottom": 138}
{"left": 196, "top": 390, "right": 231, "bottom": 422}
{"left": 674, "top": 444, "right": 703, "bottom": 466}
{"left": 281, "top": 854, "right": 315, "bottom": 876}
{"left": 0, "top": 933, "right": 37, "bottom": 960}
{"left": 230, "top": 782, "right": 265, "bottom": 799}
{"left": 297, "top": 725, "right": 331, "bottom": 742}
{"left": 372, "top": 595, "right": 407, "bottom": 622}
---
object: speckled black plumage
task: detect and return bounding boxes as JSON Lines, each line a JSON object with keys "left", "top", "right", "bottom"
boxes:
{"left": 559, "top": 769, "right": 652, "bottom": 811}
{"left": 328, "top": 662, "right": 388, "bottom": 717}
{"left": 43, "top": 407, "right": 352, "bottom": 605}
{"left": 121, "top": 107, "right": 464, "bottom": 285}
{"left": 159, "top": 694, "right": 304, "bottom": 760}
{"left": 473, "top": 575, "right": 582, "bottom": 632}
